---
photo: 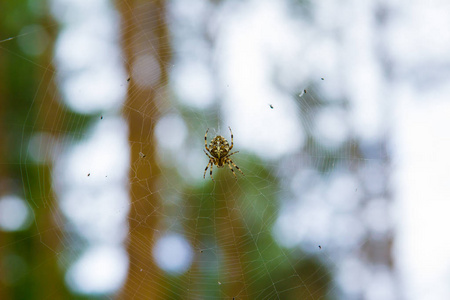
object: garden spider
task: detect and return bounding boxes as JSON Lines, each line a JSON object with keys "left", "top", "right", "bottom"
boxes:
{"left": 203, "top": 127, "right": 244, "bottom": 181}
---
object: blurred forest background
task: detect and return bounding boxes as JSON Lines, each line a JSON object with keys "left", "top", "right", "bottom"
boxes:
{"left": 2, "top": 0, "right": 450, "bottom": 299}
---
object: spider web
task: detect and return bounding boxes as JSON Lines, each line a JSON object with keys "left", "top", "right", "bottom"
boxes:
{"left": 6, "top": 0, "right": 450, "bottom": 299}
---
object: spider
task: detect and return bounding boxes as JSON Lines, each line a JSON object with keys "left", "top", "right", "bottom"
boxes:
{"left": 203, "top": 127, "right": 244, "bottom": 181}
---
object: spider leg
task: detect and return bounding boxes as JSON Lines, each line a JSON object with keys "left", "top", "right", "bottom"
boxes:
{"left": 226, "top": 151, "right": 239, "bottom": 158}
{"left": 203, "top": 159, "right": 215, "bottom": 182}
{"left": 204, "top": 149, "right": 213, "bottom": 159}
{"left": 209, "top": 159, "right": 214, "bottom": 181}
{"left": 228, "top": 126, "right": 234, "bottom": 151}
{"left": 226, "top": 161, "right": 238, "bottom": 180}
{"left": 227, "top": 158, "right": 244, "bottom": 176}
{"left": 203, "top": 161, "right": 210, "bottom": 179}
{"left": 204, "top": 128, "right": 210, "bottom": 153}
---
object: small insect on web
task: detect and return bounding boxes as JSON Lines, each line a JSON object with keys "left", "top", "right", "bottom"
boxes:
{"left": 203, "top": 126, "right": 244, "bottom": 181}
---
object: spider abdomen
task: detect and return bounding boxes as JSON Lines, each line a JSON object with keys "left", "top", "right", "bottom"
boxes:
{"left": 209, "top": 136, "right": 230, "bottom": 159}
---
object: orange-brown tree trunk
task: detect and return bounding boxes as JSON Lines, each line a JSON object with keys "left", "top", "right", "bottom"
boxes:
{"left": 118, "top": 0, "right": 170, "bottom": 298}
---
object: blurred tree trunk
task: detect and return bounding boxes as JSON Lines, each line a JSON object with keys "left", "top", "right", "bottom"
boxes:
{"left": 117, "top": 0, "right": 170, "bottom": 298}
